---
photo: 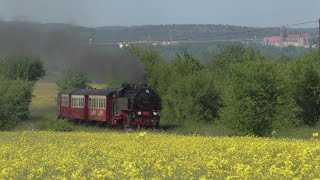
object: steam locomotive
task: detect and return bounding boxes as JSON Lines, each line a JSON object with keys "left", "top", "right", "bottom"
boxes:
{"left": 58, "top": 84, "right": 162, "bottom": 128}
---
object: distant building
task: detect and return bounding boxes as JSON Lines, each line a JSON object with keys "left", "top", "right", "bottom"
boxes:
{"left": 264, "top": 33, "right": 312, "bottom": 48}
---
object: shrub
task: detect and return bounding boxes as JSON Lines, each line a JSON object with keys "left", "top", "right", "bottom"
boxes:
{"left": 162, "top": 70, "right": 221, "bottom": 124}
{"left": 287, "top": 59, "right": 320, "bottom": 126}
{"left": 0, "top": 108, "right": 19, "bottom": 131}
{"left": 220, "top": 60, "right": 299, "bottom": 136}
{"left": 0, "top": 56, "right": 46, "bottom": 82}
{"left": 49, "top": 120, "right": 74, "bottom": 132}
{"left": 56, "top": 69, "right": 91, "bottom": 90}
{"left": 0, "top": 78, "right": 34, "bottom": 130}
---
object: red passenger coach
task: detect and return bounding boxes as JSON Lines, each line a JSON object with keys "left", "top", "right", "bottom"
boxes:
{"left": 70, "top": 89, "right": 94, "bottom": 121}
{"left": 58, "top": 89, "right": 79, "bottom": 119}
{"left": 88, "top": 89, "right": 114, "bottom": 122}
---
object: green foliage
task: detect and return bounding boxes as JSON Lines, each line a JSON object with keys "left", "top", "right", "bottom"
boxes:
{"left": 220, "top": 60, "right": 299, "bottom": 136}
{"left": 147, "top": 62, "right": 171, "bottom": 95}
{"left": 170, "top": 52, "right": 204, "bottom": 78}
{"left": 56, "top": 69, "right": 91, "bottom": 90}
{"left": 150, "top": 52, "right": 204, "bottom": 95}
{"left": 0, "top": 56, "right": 46, "bottom": 82}
{"left": 211, "top": 45, "right": 264, "bottom": 69}
{"left": 125, "top": 46, "right": 162, "bottom": 72}
{"left": 287, "top": 57, "right": 320, "bottom": 126}
{"left": 0, "top": 78, "right": 34, "bottom": 130}
{"left": 49, "top": 119, "right": 74, "bottom": 132}
{"left": 163, "top": 70, "right": 221, "bottom": 124}
{"left": 124, "top": 46, "right": 320, "bottom": 136}
{"left": 125, "top": 47, "right": 171, "bottom": 95}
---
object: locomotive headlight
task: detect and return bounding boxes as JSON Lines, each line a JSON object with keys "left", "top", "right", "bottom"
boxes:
{"left": 137, "top": 111, "right": 142, "bottom": 115}
{"left": 153, "top": 112, "right": 158, "bottom": 116}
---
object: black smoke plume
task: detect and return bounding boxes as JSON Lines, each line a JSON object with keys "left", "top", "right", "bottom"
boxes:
{"left": 0, "top": 20, "right": 147, "bottom": 83}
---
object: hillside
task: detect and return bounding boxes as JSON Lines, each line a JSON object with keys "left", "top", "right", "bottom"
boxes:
{"left": 0, "top": 21, "right": 317, "bottom": 81}
{"left": 94, "top": 24, "right": 318, "bottom": 42}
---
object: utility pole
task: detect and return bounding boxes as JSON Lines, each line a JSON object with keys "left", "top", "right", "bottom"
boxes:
{"left": 280, "top": 26, "right": 285, "bottom": 61}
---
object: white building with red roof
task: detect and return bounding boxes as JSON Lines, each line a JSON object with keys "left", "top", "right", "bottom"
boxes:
{"left": 264, "top": 33, "right": 312, "bottom": 48}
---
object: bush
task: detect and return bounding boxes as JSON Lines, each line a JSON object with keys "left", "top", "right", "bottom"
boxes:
{"left": 220, "top": 60, "right": 299, "bottom": 136}
{"left": 49, "top": 120, "right": 74, "bottom": 132}
{"left": 162, "top": 70, "right": 221, "bottom": 124}
{"left": 0, "top": 56, "right": 46, "bottom": 82}
{"left": 0, "top": 108, "right": 19, "bottom": 131}
{"left": 287, "top": 58, "right": 320, "bottom": 126}
{"left": 0, "top": 78, "right": 34, "bottom": 130}
{"left": 56, "top": 69, "right": 91, "bottom": 90}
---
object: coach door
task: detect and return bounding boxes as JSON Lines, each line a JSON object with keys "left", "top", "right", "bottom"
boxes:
{"left": 112, "top": 98, "right": 128, "bottom": 116}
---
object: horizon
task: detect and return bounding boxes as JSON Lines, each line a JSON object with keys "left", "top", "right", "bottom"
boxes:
{"left": 0, "top": 20, "right": 318, "bottom": 29}
{"left": 0, "top": 0, "right": 319, "bottom": 28}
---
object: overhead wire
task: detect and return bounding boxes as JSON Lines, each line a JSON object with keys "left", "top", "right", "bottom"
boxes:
{"left": 90, "top": 19, "right": 318, "bottom": 46}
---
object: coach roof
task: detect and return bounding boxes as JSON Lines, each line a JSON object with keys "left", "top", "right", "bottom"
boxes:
{"left": 88, "top": 89, "right": 114, "bottom": 96}
{"left": 71, "top": 89, "right": 95, "bottom": 95}
{"left": 60, "top": 89, "right": 79, "bottom": 95}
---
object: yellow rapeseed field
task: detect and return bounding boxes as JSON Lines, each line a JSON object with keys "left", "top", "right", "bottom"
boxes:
{"left": 1, "top": 131, "right": 320, "bottom": 179}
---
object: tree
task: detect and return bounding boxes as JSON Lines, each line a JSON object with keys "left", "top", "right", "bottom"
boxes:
{"left": 170, "top": 52, "right": 204, "bottom": 79}
{"left": 154, "top": 52, "right": 204, "bottom": 95}
{"left": 0, "top": 56, "right": 46, "bottom": 82}
{"left": 0, "top": 78, "right": 34, "bottom": 130}
{"left": 125, "top": 46, "right": 162, "bottom": 73}
{"left": 220, "top": 60, "right": 299, "bottom": 136}
{"left": 287, "top": 58, "right": 320, "bottom": 126}
{"left": 209, "top": 45, "right": 265, "bottom": 93}
{"left": 210, "top": 45, "right": 264, "bottom": 69}
{"left": 162, "top": 70, "right": 221, "bottom": 124}
{"left": 56, "top": 69, "right": 91, "bottom": 90}
{"left": 125, "top": 47, "right": 171, "bottom": 95}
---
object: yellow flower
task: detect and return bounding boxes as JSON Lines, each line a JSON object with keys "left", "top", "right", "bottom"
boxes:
{"left": 313, "top": 132, "right": 318, "bottom": 138}
{"left": 0, "top": 131, "right": 320, "bottom": 179}
{"left": 138, "top": 131, "right": 147, "bottom": 137}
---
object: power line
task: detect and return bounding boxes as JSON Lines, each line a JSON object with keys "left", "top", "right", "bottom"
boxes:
{"left": 176, "top": 20, "right": 318, "bottom": 41}
{"left": 90, "top": 19, "right": 318, "bottom": 46}
{"left": 284, "top": 20, "right": 318, "bottom": 27}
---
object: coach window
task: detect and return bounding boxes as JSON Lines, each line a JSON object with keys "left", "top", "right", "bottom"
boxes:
{"left": 61, "top": 95, "right": 69, "bottom": 107}
{"left": 94, "top": 98, "right": 99, "bottom": 108}
{"left": 99, "top": 99, "right": 103, "bottom": 109}
{"left": 79, "top": 98, "right": 84, "bottom": 107}
{"left": 72, "top": 98, "right": 77, "bottom": 107}
{"left": 101, "top": 98, "right": 106, "bottom": 109}
{"left": 71, "top": 96, "right": 84, "bottom": 108}
{"left": 103, "top": 98, "right": 106, "bottom": 108}
{"left": 89, "top": 98, "right": 92, "bottom": 108}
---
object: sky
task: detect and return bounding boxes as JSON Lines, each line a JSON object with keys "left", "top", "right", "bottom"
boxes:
{"left": 0, "top": 0, "right": 319, "bottom": 27}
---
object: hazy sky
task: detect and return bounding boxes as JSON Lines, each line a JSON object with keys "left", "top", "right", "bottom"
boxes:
{"left": 0, "top": 0, "right": 319, "bottom": 27}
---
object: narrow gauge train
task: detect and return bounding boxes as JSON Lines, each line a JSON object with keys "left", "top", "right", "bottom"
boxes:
{"left": 58, "top": 84, "right": 162, "bottom": 128}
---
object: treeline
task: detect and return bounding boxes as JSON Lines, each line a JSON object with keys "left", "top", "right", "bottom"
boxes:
{"left": 126, "top": 46, "right": 320, "bottom": 136}
{"left": 0, "top": 56, "right": 45, "bottom": 130}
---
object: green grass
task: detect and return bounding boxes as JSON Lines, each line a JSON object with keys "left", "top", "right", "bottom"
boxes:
{"left": 14, "top": 83, "right": 57, "bottom": 131}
